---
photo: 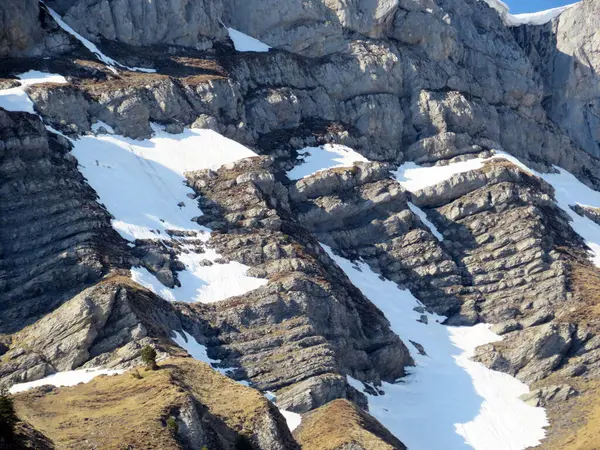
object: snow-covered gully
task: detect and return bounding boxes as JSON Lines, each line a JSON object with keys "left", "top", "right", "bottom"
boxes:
{"left": 289, "top": 145, "right": 600, "bottom": 449}
{"left": 326, "top": 245, "right": 548, "bottom": 450}
{"left": 72, "top": 125, "right": 268, "bottom": 303}
{"left": 41, "top": 1, "right": 156, "bottom": 73}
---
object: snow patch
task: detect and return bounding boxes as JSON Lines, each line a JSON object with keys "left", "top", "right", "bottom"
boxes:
{"left": 261, "top": 392, "right": 302, "bottom": 431}
{"left": 227, "top": 27, "right": 271, "bottom": 52}
{"left": 0, "top": 87, "right": 35, "bottom": 113}
{"left": 43, "top": 2, "right": 155, "bottom": 73}
{"left": 17, "top": 70, "right": 67, "bottom": 86}
{"left": 393, "top": 158, "right": 485, "bottom": 192}
{"left": 408, "top": 202, "right": 444, "bottom": 241}
{"left": 396, "top": 151, "right": 600, "bottom": 267}
{"left": 323, "top": 244, "right": 548, "bottom": 450}
{"left": 71, "top": 126, "right": 266, "bottom": 303}
{"left": 494, "top": 152, "right": 600, "bottom": 267}
{"left": 0, "top": 70, "right": 67, "bottom": 113}
{"left": 9, "top": 369, "right": 123, "bottom": 394}
{"left": 280, "top": 410, "right": 302, "bottom": 432}
{"left": 287, "top": 144, "right": 369, "bottom": 180}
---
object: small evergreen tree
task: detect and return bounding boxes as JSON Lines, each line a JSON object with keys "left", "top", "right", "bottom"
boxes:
{"left": 0, "top": 388, "right": 18, "bottom": 445}
{"left": 140, "top": 345, "right": 158, "bottom": 371}
{"left": 166, "top": 416, "right": 178, "bottom": 432}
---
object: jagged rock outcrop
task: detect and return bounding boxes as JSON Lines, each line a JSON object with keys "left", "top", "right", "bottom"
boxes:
{"left": 180, "top": 156, "right": 412, "bottom": 412}
{"left": 0, "top": 275, "right": 183, "bottom": 387}
{"left": 289, "top": 161, "right": 467, "bottom": 319}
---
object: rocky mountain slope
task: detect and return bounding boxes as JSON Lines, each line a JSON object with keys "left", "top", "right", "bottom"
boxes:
{"left": 2, "top": 0, "right": 600, "bottom": 448}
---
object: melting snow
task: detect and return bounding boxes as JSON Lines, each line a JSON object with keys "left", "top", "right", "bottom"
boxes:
{"left": 173, "top": 331, "right": 222, "bottom": 367}
{"left": 9, "top": 369, "right": 123, "bottom": 394}
{"left": 71, "top": 125, "right": 267, "bottom": 303}
{"left": 172, "top": 330, "right": 251, "bottom": 387}
{"left": 287, "top": 144, "right": 369, "bottom": 180}
{"left": 408, "top": 202, "right": 444, "bottom": 241}
{"left": 91, "top": 120, "right": 115, "bottom": 134}
{"left": 43, "top": 2, "right": 155, "bottom": 73}
{"left": 323, "top": 244, "right": 548, "bottom": 450}
{"left": 17, "top": 70, "right": 67, "bottom": 86}
{"left": 0, "top": 70, "right": 67, "bottom": 113}
{"left": 227, "top": 27, "right": 271, "bottom": 52}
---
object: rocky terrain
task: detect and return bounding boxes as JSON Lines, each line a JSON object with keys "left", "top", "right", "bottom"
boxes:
{"left": 2, "top": 0, "right": 600, "bottom": 448}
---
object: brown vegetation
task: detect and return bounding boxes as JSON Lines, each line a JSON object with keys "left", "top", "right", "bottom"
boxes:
{"left": 294, "top": 399, "right": 406, "bottom": 450}
{"left": 12, "top": 358, "right": 286, "bottom": 450}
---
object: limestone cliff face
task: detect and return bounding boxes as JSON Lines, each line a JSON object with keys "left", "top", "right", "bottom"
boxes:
{"left": 513, "top": 0, "right": 600, "bottom": 159}
{"left": 2, "top": 0, "right": 600, "bottom": 448}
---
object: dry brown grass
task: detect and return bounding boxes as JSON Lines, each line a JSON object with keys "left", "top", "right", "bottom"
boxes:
{"left": 294, "top": 399, "right": 405, "bottom": 450}
{"left": 540, "top": 378, "right": 600, "bottom": 450}
{"left": 14, "top": 365, "right": 184, "bottom": 449}
{"left": 12, "top": 358, "right": 274, "bottom": 450}
{"left": 168, "top": 358, "right": 276, "bottom": 435}
{"left": 563, "top": 262, "right": 600, "bottom": 331}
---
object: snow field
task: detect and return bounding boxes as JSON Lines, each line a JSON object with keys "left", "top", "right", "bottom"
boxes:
{"left": 71, "top": 125, "right": 267, "bottom": 303}
{"left": 287, "top": 144, "right": 370, "bottom": 180}
{"left": 323, "top": 245, "right": 548, "bottom": 450}
{"left": 0, "top": 70, "right": 67, "bottom": 113}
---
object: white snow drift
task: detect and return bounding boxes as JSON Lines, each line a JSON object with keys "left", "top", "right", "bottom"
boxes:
{"left": 9, "top": 369, "right": 123, "bottom": 394}
{"left": 324, "top": 245, "right": 548, "bottom": 450}
{"left": 287, "top": 144, "right": 369, "bottom": 180}
{"left": 0, "top": 70, "right": 67, "bottom": 113}
{"left": 227, "top": 27, "right": 271, "bottom": 52}
{"left": 72, "top": 125, "right": 267, "bottom": 303}
{"left": 393, "top": 158, "right": 485, "bottom": 192}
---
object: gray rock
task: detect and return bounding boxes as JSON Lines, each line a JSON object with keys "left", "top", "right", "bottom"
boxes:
{"left": 519, "top": 384, "right": 578, "bottom": 407}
